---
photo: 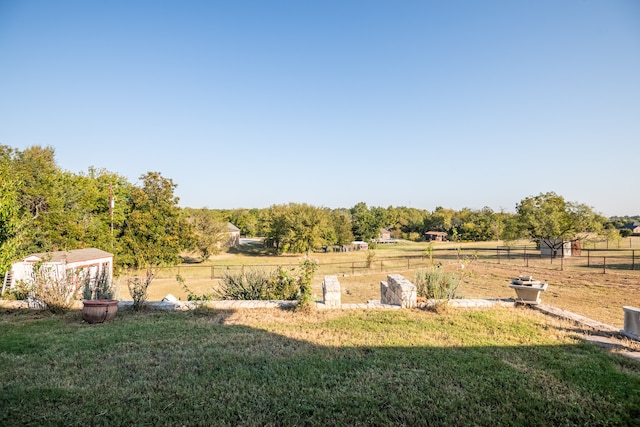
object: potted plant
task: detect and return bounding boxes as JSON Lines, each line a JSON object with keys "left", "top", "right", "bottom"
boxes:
{"left": 509, "top": 275, "right": 548, "bottom": 305}
{"left": 82, "top": 269, "right": 118, "bottom": 324}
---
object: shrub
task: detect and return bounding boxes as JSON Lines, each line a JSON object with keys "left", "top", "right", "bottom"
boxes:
{"left": 176, "top": 274, "right": 213, "bottom": 301}
{"left": 30, "top": 264, "right": 81, "bottom": 314}
{"left": 10, "top": 279, "right": 34, "bottom": 300}
{"left": 414, "top": 266, "right": 461, "bottom": 300}
{"left": 215, "top": 259, "right": 318, "bottom": 307}
{"left": 127, "top": 268, "right": 155, "bottom": 311}
{"left": 216, "top": 269, "right": 273, "bottom": 300}
{"left": 295, "top": 259, "right": 318, "bottom": 311}
{"left": 82, "top": 269, "right": 115, "bottom": 300}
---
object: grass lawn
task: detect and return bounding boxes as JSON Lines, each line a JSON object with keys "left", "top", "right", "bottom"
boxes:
{"left": 1, "top": 307, "right": 639, "bottom": 426}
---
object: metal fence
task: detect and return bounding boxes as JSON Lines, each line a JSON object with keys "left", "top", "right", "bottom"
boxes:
{"left": 126, "top": 246, "right": 640, "bottom": 281}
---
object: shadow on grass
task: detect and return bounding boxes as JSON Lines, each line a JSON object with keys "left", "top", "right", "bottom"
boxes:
{"left": 0, "top": 308, "right": 639, "bottom": 426}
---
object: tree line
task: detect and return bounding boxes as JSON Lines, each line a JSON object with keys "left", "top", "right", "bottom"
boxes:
{"left": 1, "top": 145, "right": 626, "bottom": 275}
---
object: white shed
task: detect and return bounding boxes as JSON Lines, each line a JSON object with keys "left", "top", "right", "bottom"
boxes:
{"left": 3, "top": 248, "right": 114, "bottom": 294}
{"left": 539, "top": 239, "right": 572, "bottom": 258}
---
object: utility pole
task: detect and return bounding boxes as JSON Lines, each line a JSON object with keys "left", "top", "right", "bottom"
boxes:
{"left": 109, "top": 183, "right": 114, "bottom": 247}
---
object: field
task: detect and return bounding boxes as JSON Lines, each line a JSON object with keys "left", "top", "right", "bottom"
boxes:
{"left": 119, "top": 238, "right": 640, "bottom": 328}
{"left": 1, "top": 307, "right": 639, "bottom": 426}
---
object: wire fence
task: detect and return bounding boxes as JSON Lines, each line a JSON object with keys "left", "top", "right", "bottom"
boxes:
{"left": 127, "top": 246, "right": 640, "bottom": 281}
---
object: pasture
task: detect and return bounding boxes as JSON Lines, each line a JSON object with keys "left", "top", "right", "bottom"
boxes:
{"left": 119, "top": 238, "right": 640, "bottom": 327}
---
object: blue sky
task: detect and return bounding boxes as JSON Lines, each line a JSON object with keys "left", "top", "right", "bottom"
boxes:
{"left": 1, "top": 0, "right": 639, "bottom": 216}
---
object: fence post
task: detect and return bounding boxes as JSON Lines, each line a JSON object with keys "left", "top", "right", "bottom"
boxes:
{"left": 587, "top": 250, "right": 590, "bottom": 267}
{"left": 603, "top": 257, "right": 606, "bottom": 274}
{"left": 351, "top": 262, "right": 354, "bottom": 275}
{"left": 633, "top": 250, "right": 635, "bottom": 271}
{"left": 525, "top": 254, "right": 529, "bottom": 268}
{"left": 497, "top": 247, "right": 500, "bottom": 264}
{"left": 561, "top": 256, "right": 564, "bottom": 271}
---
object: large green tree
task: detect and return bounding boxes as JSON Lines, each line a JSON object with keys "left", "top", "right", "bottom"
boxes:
{"left": 119, "top": 172, "right": 193, "bottom": 268}
{"left": 0, "top": 147, "right": 25, "bottom": 275}
{"left": 513, "top": 192, "right": 605, "bottom": 254}
{"left": 187, "top": 209, "right": 229, "bottom": 261}
{"left": 350, "top": 202, "right": 384, "bottom": 241}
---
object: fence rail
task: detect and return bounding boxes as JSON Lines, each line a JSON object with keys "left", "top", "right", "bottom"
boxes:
{"left": 125, "top": 246, "right": 640, "bottom": 282}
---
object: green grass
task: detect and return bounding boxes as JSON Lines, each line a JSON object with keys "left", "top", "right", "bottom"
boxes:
{"left": 2, "top": 308, "right": 639, "bottom": 426}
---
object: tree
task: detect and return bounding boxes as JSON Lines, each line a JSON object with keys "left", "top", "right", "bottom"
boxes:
{"left": 188, "top": 209, "right": 229, "bottom": 261}
{"left": 350, "top": 202, "right": 383, "bottom": 241}
{"left": 261, "top": 204, "right": 291, "bottom": 253}
{"left": 285, "top": 203, "right": 329, "bottom": 254}
{"left": 514, "top": 192, "right": 605, "bottom": 256}
{"left": 328, "top": 209, "right": 354, "bottom": 246}
{"left": 119, "top": 172, "right": 193, "bottom": 268}
{"left": 261, "top": 203, "right": 330, "bottom": 254}
{"left": 425, "top": 207, "right": 455, "bottom": 233}
{"left": 229, "top": 208, "right": 260, "bottom": 237}
{"left": 0, "top": 147, "right": 25, "bottom": 276}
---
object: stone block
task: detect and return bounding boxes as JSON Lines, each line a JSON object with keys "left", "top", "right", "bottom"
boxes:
{"left": 380, "top": 274, "right": 416, "bottom": 308}
{"left": 322, "top": 275, "right": 341, "bottom": 307}
{"left": 623, "top": 306, "right": 640, "bottom": 338}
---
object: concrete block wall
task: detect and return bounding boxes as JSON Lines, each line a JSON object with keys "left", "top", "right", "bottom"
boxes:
{"left": 380, "top": 274, "right": 417, "bottom": 308}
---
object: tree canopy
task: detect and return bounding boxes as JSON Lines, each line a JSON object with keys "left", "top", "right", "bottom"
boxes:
{"left": 512, "top": 192, "right": 606, "bottom": 248}
{"left": 1, "top": 144, "right": 632, "bottom": 275}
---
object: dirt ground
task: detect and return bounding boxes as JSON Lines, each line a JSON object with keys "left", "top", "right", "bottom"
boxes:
{"left": 326, "top": 261, "right": 640, "bottom": 328}
{"left": 133, "top": 260, "right": 640, "bottom": 329}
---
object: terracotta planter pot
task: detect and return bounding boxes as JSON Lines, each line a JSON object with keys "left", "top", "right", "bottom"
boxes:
{"left": 82, "top": 300, "right": 119, "bottom": 324}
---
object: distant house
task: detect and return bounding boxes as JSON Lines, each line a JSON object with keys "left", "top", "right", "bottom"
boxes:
{"left": 379, "top": 228, "right": 391, "bottom": 240}
{"left": 425, "top": 231, "right": 448, "bottom": 242}
{"left": 374, "top": 228, "right": 398, "bottom": 244}
{"left": 633, "top": 222, "right": 640, "bottom": 236}
{"left": 227, "top": 222, "right": 241, "bottom": 247}
{"left": 3, "top": 248, "right": 114, "bottom": 295}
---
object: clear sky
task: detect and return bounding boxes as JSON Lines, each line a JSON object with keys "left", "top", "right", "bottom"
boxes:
{"left": 1, "top": 0, "right": 639, "bottom": 217}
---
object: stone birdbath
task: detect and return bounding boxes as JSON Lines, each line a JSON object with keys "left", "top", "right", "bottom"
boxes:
{"left": 509, "top": 275, "right": 548, "bottom": 305}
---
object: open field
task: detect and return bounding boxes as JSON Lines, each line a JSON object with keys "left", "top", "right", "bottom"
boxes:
{"left": 1, "top": 307, "right": 639, "bottom": 426}
{"left": 118, "top": 239, "right": 640, "bottom": 328}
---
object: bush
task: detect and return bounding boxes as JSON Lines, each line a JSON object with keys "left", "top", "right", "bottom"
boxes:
{"left": 127, "top": 268, "right": 155, "bottom": 311}
{"left": 176, "top": 274, "right": 213, "bottom": 301}
{"left": 216, "top": 269, "right": 273, "bottom": 300}
{"left": 215, "top": 259, "right": 318, "bottom": 307}
{"left": 9, "top": 279, "right": 33, "bottom": 300}
{"left": 414, "top": 266, "right": 461, "bottom": 300}
{"left": 30, "top": 264, "right": 80, "bottom": 314}
{"left": 82, "top": 269, "right": 115, "bottom": 300}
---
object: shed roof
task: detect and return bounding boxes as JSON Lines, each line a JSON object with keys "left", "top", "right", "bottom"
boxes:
{"left": 227, "top": 222, "right": 241, "bottom": 232}
{"left": 22, "top": 248, "right": 113, "bottom": 264}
